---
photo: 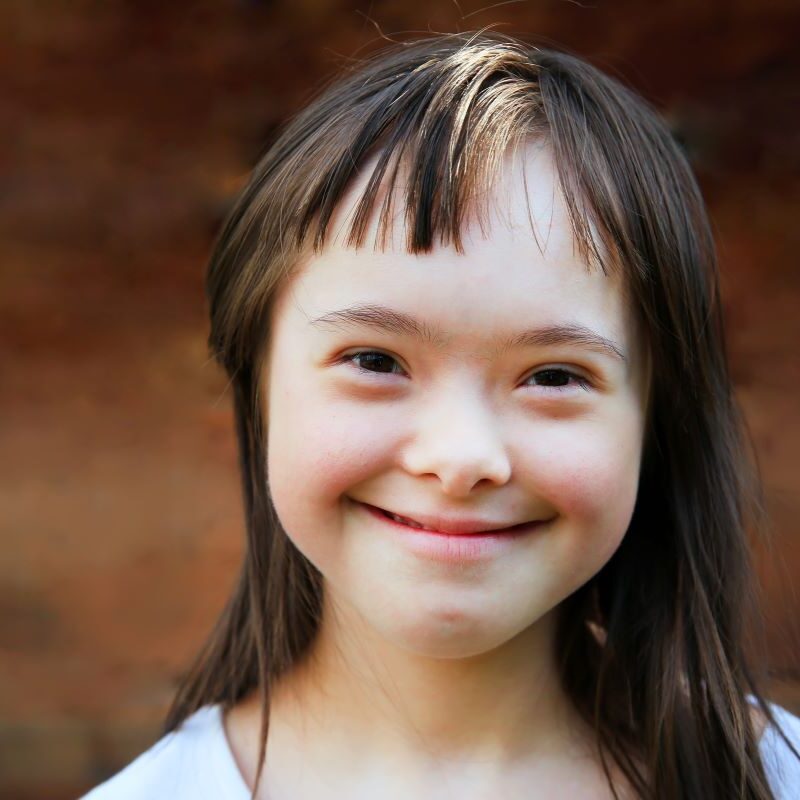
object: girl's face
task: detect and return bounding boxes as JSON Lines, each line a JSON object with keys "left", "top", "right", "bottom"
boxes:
{"left": 264, "top": 143, "right": 650, "bottom": 659}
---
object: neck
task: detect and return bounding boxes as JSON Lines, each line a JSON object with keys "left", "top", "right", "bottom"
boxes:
{"left": 267, "top": 590, "right": 589, "bottom": 769}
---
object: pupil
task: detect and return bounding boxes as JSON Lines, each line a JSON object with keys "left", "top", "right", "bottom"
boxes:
{"left": 362, "top": 353, "right": 394, "bottom": 373}
{"left": 538, "top": 369, "right": 567, "bottom": 386}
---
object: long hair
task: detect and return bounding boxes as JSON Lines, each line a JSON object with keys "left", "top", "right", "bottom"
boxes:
{"left": 162, "top": 31, "right": 798, "bottom": 799}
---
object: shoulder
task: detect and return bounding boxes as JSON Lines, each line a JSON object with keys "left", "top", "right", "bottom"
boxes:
{"left": 79, "top": 705, "right": 249, "bottom": 800}
{"left": 758, "top": 702, "right": 800, "bottom": 800}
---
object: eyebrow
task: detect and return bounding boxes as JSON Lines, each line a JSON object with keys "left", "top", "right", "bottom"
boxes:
{"left": 309, "top": 303, "right": 628, "bottom": 364}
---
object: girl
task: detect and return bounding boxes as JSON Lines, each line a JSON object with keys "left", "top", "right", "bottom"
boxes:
{"left": 83, "top": 30, "right": 800, "bottom": 799}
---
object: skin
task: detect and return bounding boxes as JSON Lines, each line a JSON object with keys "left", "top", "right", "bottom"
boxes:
{"left": 224, "top": 142, "right": 652, "bottom": 799}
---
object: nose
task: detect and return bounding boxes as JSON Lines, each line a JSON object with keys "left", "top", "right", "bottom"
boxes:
{"left": 399, "top": 391, "right": 512, "bottom": 497}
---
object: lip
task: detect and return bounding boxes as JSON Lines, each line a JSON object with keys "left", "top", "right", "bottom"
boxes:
{"left": 356, "top": 501, "right": 539, "bottom": 535}
{"left": 354, "top": 501, "right": 548, "bottom": 564}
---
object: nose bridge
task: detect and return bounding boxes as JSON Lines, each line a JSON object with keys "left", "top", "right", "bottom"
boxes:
{"left": 401, "top": 375, "right": 512, "bottom": 496}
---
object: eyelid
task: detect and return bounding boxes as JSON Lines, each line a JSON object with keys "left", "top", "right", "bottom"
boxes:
{"left": 338, "top": 348, "right": 408, "bottom": 374}
{"left": 522, "top": 366, "right": 593, "bottom": 393}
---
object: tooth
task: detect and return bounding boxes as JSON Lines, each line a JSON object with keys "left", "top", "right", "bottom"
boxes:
{"left": 390, "top": 513, "right": 426, "bottom": 530}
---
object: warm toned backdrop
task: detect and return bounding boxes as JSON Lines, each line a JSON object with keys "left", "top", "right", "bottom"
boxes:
{"left": 1, "top": 1, "right": 799, "bottom": 797}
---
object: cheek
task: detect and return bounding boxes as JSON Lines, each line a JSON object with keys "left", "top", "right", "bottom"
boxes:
{"left": 526, "top": 418, "right": 643, "bottom": 552}
{"left": 266, "top": 378, "right": 402, "bottom": 511}
{"left": 266, "top": 388, "right": 407, "bottom": 574}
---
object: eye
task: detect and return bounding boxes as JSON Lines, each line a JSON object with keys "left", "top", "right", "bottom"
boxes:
{"left": 340, "top": 350, "right": 405, "bottom": 375}
{"left": 341, "top": 352, "right": 591, "bottom": 392}
{"left": 523, "top": 368, "right": 591, "bottom": 393}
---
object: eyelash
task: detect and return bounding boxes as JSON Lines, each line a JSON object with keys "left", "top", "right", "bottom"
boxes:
{"left": 338, "top": 350, "right": 592, "bottom": 393}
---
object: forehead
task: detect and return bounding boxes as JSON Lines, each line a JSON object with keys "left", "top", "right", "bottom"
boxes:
{"left": 284, "top": 142, "right": 632, "bottom": 333}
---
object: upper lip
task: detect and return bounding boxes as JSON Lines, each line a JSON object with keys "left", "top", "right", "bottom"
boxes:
{"left": 360, "top": 501, "right": 541, "bottom": 535}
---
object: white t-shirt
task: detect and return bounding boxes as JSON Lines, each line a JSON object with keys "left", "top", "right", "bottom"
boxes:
{"left": 81, "top": 702, "right": 800, "bottom": 799}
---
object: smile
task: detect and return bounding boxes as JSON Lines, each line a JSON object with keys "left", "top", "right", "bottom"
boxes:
{"left": 355, "top": 500, "right": 542, "bottom": 536}
{"left": 352, "top": 500, "right": 546, "bottom": 564}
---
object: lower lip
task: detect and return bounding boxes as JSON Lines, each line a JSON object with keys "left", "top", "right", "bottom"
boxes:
{"left": 355, "top": 501, "right": 546, "bottom": 564}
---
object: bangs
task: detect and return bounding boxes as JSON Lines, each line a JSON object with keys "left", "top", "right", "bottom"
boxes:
{"left": 286, "top": 34, "right": 623, "bottom": 277}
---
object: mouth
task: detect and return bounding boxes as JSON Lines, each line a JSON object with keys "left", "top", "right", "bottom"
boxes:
{"left": 356, "top": 501, "right": 542, "bottom": 536}
{"left": 353, "top": 499, "right": 546, "bottom": 563}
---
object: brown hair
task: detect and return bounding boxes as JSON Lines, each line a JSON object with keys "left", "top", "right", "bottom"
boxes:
{"left": 163, "top": 30, "right": 798, "bottom": 798}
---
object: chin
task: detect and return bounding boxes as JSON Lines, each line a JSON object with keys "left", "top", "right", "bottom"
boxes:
{"left": 373, "top": 605, "right": 541, "bottom": 660}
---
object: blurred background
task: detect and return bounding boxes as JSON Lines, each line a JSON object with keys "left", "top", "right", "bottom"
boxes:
{"left": 1, "top": 1, "right": 799, "bottom": 797}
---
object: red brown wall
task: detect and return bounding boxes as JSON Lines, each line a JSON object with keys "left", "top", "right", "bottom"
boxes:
{"left": 1, "top": 1, "right": 799, "bottom": 797}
